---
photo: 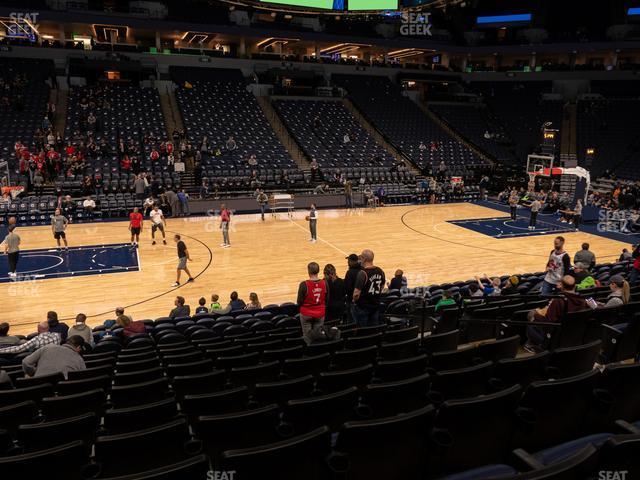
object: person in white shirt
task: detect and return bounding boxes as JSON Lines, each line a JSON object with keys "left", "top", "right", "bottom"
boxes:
{"left": 149, "top": 205, "right": 167, "bottom": 245}
{"left": 83, "top": 197, "right": 96, "bottom": 219}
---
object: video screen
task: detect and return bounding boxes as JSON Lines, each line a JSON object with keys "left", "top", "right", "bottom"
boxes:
{"left": 348, "top": 0, "right": 398, "bottom": 10}
{"left": 260, "top": 0, "right": 335, "bottom": 9}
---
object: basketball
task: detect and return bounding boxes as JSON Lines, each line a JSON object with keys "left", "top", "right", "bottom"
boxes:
{"left": 8, "top": 217, "right": 16, "bottom": 226}
{"left": 305, "top": 215, "right": 310, "bottom": 221}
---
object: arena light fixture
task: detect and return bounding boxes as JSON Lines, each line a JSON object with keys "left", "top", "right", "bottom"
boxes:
{"left": 256, "top": 37, "right": 300, "bottom": 48}
{"left": 320, "top": 42, "right": 371, "bottom": 54}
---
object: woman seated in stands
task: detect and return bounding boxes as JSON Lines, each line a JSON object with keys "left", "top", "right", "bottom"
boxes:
{"left": 599, "top": 275, "right": 630, "bottom": 308}
{"left": 245, "top": 292, "right": 262, "bottom": 311}
{"left": 116, "top": 314, "right": 146, "bottom": 338}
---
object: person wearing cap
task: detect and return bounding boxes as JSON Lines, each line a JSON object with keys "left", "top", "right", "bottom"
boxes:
{"left": 571, "top": 262, "right": 596, "bottom": 291}
{"left": 501, "top": 276, "right": 520, "bottom": 295}
{"left": 599, "top": 275, "right": 630, "bottom": 308}
{"left": 574, "top": 243, "right": 596, "bottom": 270}
{"left": 344, "top": 253, "right": 361, "bottom": 310}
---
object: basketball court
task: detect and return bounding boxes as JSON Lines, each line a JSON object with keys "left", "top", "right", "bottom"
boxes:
{"left": 3, "top": 202, "right": 632, "bottom": 335}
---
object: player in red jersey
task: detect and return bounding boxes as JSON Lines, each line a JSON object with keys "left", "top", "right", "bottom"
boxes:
{"left": 296, "top": 262, "right": 328, "bottom": 344}
{"left": 129, "top": 207, "right": 144, "bottom": 246}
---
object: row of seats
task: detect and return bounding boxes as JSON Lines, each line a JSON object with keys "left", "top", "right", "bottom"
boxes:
{"left": 1, "top": 319, "right": 638, "bottom": 478}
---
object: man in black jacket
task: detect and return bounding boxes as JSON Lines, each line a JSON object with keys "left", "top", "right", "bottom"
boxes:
{"left": 343, "top": 254, "right": 361, "bottom": 319}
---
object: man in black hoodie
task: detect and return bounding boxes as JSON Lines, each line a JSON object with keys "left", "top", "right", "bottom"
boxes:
{"left": 343, "top": 254, "right": 361, "bottom": 318}
{"left": 47, "top": 311, "right": 69, "bottom": 343}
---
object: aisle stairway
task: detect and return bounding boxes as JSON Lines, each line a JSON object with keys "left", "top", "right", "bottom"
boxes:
{"left": 255, "top": 95, "right": 311, "bottom": 170}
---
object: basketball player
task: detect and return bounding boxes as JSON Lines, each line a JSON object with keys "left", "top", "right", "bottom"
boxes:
{"left": 220, "top": 204, "right": 231, "bottom": 248}
{"left": 1, "top": 225, "right": 20, "bottom": 278}
{"left": 508, "top": 190, "right": 519, "bottom": 221}
{"left": 352, "top": 249, "right": 386, "bottom": 327}
{"left": 296, "top": 261, "right": 327, "bottom": 344}
{"left": 129, "top": 207, "right": 143, "bottom": 246}
{"left": 51, "top": 208, "right": 69, "bottom": 250}
{"left": 172, "top": 234, "right": 194, "bottom": 287}
{"left": 529, "top": 197, "right": 541, "bottom": 230}
{"left": 149, "top": 204, "right": 167, "bottom": 245}
{"left": 308, "top": 203, "right": 318, "bottom": 243}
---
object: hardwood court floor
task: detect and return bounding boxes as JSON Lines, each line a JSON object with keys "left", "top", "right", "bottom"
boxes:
{"left": 4, "top": 203, "right": 629, "bottom": 336}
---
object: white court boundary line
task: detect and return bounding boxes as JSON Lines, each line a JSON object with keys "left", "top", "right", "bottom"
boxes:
{"left": 287, "top": 216, "right": 349, "bottom": 257}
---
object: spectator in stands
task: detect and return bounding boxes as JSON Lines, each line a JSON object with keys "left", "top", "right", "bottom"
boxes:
{"left": 210, "top": 294, "right": 222, "bottom": 312}
{"left": 245, "top": 292, "right": 262, "bottom": 311}
{"left": 541, "top": 236, "right": 571, "bottom": 295}
{"left": 343, "top": 133, "right": 351, "bottom": 144}
{"left": 600, "top": 275, "right": 630, "bottom": 308}
{"left": 435, "top": 290, "right": 456, "bottom": 312}
{"left": 169, "top": 296, "right": 191, "bottom": 319}
{"left": 352, "top": 249, "right": 386, "bottom": 326}
{"left": 297, "top": 262, "right": 328, "bottom": 344}
{"left": 310, "top": 159, "right": 320, "bottom": 182}
{"left": 475, "top": 275, "right": 502, "bottom": 296}
{"left": 574, "top": 243, "right": 596, "bottom": 270}
{"left": 467, "top": 283, "right": 484, "bottom": 298}
{"left": 620, "top": 248, "right": 633, "bottom": 262}
{"left": 525, "top": 275, "right": 589, "bottom": 352}
{"left": 324, "top": 264, "right": 345, "bottom": 323}
{"left": 572, "top": 263, "right": 596, "bottom": 291}
{"left": 115, "top": 314, "right": 145, "bottom": 338}
{"left": 83, "top": 197, "right": 95, "bottom": 219}
{"left": 228, "top": 291, "right": 246, "bottom": 311}
{"left": 195, "top": 298, "right": 209, "bottom": 315}
{"left": 501, "top": 276, "right": 520, "bottom": 295}
{"left": 388, "top": 269, "right": 407, "bottom": 291}
{"left": 313, "top": 183, "right": 329, "bottom": 195}
{"left": 67, "top": 313, "right": 94, "bottom": 346}
{"left": 225, "top": 136, "right": 237, "bottom": 151}
{"left": 631, "top": 244, "right": 640, "bottom": 285}
{"left": 344, "top": 253, "right": 361, "bottom": 314}
{"left": 0, "top": 321, "right": 60, "bottom": 354}
{"left": 33, "top": 170, "right": 44, "bottom": 195}
{"left": 22, "top": 335, "right": 86, "bottom": 379}
{"left": 247, "top": 154, "right": 258, "bottom": 167}
{"left": 0, "top": 322, "right": 22, "bottom": 346}
{"left": 47, "top": 311, "right": 69, "bottom": 342}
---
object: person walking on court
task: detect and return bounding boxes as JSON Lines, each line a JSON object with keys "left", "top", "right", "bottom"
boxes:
{"left": 220, "top": 204, "right": 231, "bottom": 248}
{"left": 529, "top": 197, "right": 541, "bottom": 230}
{"left": 308, "top": 203, "right": 318, "bottom": 243}
{"left": 172, "top": 234, "right": 194, "bottom": 287}
{"left": 52, "top": 208, "right": 69, "bottom": 250}
{"left": 1, "top": 225, "right": 20, "bottom": 278}
{"left": 297, "top": 262, "right": 328, "bottom": 344}
{"left": 129, "top": 207, "right": 143, "bottom": 246}
{"left": 149, "top": 204, "right": 167, "bottom": 245}
{"left": 256, "top": 189, "right": 269, "bottom": 221}
{"left": 508, "top": 190, "right": 519, "bottom": 221}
